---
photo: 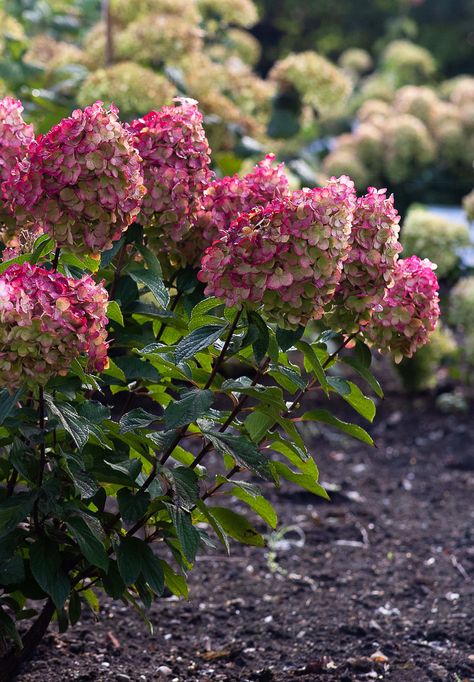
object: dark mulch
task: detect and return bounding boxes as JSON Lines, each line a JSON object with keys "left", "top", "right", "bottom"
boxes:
{"left": 17, "top": 387, "right": 474, "bottom": 682}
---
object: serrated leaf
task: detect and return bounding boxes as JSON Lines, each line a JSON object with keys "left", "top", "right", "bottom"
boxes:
{"left": 167, "top": 505, "right": 200, "bottom": 563}
{"left": 66, "top": 516, "right": 109, "bottom": 572}
{"left": 0, "top": 387, "right": 23, "bottom": 426}
{"left": 30, "top": 537, "right": 70, "bottom": 609}
{"left": 119, "top": 408, "right": 158, "bottom": 433}
{"left": 209, "top": 507, "right": 265, "bottom": 546}
{"left": 140, "top": 544, "right": 164, "bottom": 596}
{"left": 301, "top": 409, "right": 374, "bottom": 446}
{"left": 116, "top": 536, "right": 143, "bottom": 586}
{"left": 174, "top": 325, "right": 227, "bottom": 364}
{"left": 202, "top": 430, "right": 273, "bottom": 480}
{"left": 168, "top": 467, "right": 199, "bottom": 509}
{"left": 164, "top": 389, "right": 214, "bottom": 429}
{"left": 275, "top": 326, "right": 305, "bottom": 351}
{"left": 129, "top": 268, "right": 169, "bottom": 309}
{"left": 117, "top": 488, "right": 150, "bottom": 523}
{"left": 44, "top": 397, "right": 89, "bottom": 449}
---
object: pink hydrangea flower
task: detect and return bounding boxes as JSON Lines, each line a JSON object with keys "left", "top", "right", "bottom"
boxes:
{"left": 0, "top": 263, "right": 109, "bottom": 389}
{"left": 0, "top": 97, "right": 35, "bottom": 234}
{"left": 327, "top": 187, "right": 402, "bottom": 331}
{"left": 127, "top": 98, "right": 212, "bottom": 267}
{"left": 363, "top": 256, "right": 440, "bottom": 361}
{"left": 5, "top": 101, "right": 144, "bottom": 255}
{"left": 198, "top": 176, "right": 356, "bottom": 328}
{"left": 183, "top": 153, "right": 290, "bottom": 265}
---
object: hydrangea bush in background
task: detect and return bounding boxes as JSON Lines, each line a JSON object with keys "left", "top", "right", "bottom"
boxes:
{"left": 0, "top": 96, "right": 440, "bottom": 677}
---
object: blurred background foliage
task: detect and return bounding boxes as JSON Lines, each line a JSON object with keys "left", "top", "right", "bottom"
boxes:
{"left": 0, "top": 0, "right": 473, "bottom": 395}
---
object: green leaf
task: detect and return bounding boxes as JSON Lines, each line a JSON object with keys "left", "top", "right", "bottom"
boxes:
{"left": 296, "top": 340, "right": 329, "bottom": 394}
{"left": 0, "top": 254, "right": 30, "bottom": 274}
{"left": 327, "top": 378, "right": 376, "bottom": 422}
{"left": 107, "top": 300, "right": 124, "bottom": 326}
{"left": 164, "top": 389, "right": 214, "bottom": 429}
{"left": 168, "top": 467, "right": 199, "bottom": 509}
{"left": 191, "top": 297, "right": 222, "bottom": 318}
{"left": 0, "top": 555, "right": 25, "bottom": 586}
{"left": 195, "top": 500, "right": 230, "bottom": 554}
{"left": 276, "top": 326, "right": 305, "bottom": 351}
{"left": 140, "top": 544, "right": 164, "bottom": 596}
{"left": 229, "top": 486, "right": 277, "bottom": 528}
{"left": 129, "top": 268, "right": 169, "bottom": 309}
{"left": 0, "top": 492, "right": 37, "bottom": 538}
{"left": 60, "top": 251, "right": 100, "bottom": 273}
{"left": 30, "top": 537, "right": 70, "bottom": 609}
{"left": 116, "top": 537, "right": 143, "bottom": 586}
{"left": 342, "top": 357, "right": 383, "bottom": 398}
{"left": 160, "top": 560, "right": 188, "bottom": 598}
{"left": 68, "top": 591, "right": 82, "bottom": 626}
{"left": 44, "top": 397, "right": 89, "bottom": 449}
{"left": 66, "top": 516, "right": 109, "bottom": 572}
{"left": 0, "top": 387, "right": 23, "bottom": 426}
{"left": 30, "top": 234, "right": 55, "bottom": 265}
{"left": 247, "top": 310, "right": 269, "bottom": 363}
{"left": 244, "top": 410, "right": 276, "bottom": 443}
{"left": 119, "top": 408, "right": 158, "bottom": 433}
{"left": 301, "top": 409, "right": 374, "bottom": 446}
{"left": 209, "top": 507, "right": 265, "bottom": 546}
{"left": 0, "top": 608, "right": 22, "bottom": 649}
{"left": 202, "top": 430, "right": 273, "bottom": 481}
{"left": 273, "top": 462, "right": 329, "bottom": 500}
{"left": 167, "top": 505, "right": 200, "bottom": 563}
{"left": 268, "top": 365, "right": 306, "bottom": 394}
{"left": 220, "top": 378, "right": 286, "bottom": 410}
{"left": 174, "top": 325, "right": 227, "bottom": 364}
{"left": 117, "top": 488, "right": 150, "bottom": 523}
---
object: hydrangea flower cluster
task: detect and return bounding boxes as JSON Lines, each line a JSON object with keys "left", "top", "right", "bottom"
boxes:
{"left": 0, "top": 263, "right": 109, "bottom": 389}
{"left": 198, "top": 176, "right": 356, "bottom": 328}
{"left": 5, "top": 101, "right": 144, "bottom": 255}
{"left": 0, "top": 97, "right": 35, "bottom": 234}
{"left": 183, "top": 154, "right": 289, "bottom": 265}
{"left": 127, "top": 98, "right": 212, "bottom": 267}
{"left": 327, "top": 187, "right": 402, "bottom": 332}
{"left": 269, "top": 51, "right": 352, "bottom": 117}
{"left": 363, "top": 256, "right": 440, "bottom": 362}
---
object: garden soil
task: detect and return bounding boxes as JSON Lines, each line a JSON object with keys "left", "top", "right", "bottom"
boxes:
{"left": 17, "top": 380, "right": 474, "bottom": 682}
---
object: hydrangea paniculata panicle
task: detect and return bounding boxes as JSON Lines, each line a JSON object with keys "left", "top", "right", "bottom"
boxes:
{"left": 363, "top": 256, "right": 440, "bottom": 362}
{"left": 183, "top": 153, "right": 290, "bottom": 265}
{"left": 0, "top": 262, "right": 109, "bottom": 389}
{"left": 4, "top": 101, "right": 144, "bottom": 255}
{"left": 198, "top": 176, "right": 356, "bottom": 328}
{"left": 127, "top": 98, "right": 212, "bottom": 267}
{"left": 0, "top": 97, "right": 35, "bottom": 235}
{"left": 327, "top": 186, "right": 402, "bottom": 332}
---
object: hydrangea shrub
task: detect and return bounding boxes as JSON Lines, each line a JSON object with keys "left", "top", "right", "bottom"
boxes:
{"left": 0, "top": 96, "right": 439, "bottom": 676}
